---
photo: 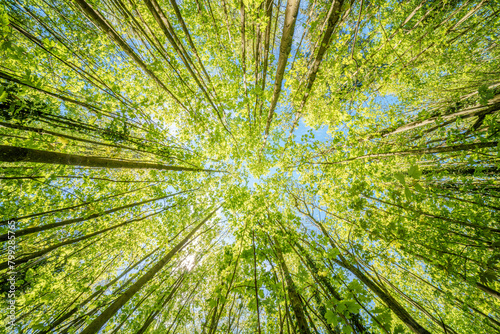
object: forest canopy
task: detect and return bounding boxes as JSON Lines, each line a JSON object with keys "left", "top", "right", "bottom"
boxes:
{"left": 0, "top": 0, "right": 499, "bottom": 333}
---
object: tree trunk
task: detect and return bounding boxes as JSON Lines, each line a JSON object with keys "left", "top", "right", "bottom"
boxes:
{"left": 72, "top": 0, "right": 189, "bottom": 112}
{"left": 0, "top": 210, "right": 162, "bottom": 270}
{"left": 307, "top": 214, "right": 431, "bottom": 334}
{"left": 295, "top": 242, "right": 368, "bottom": 334}
{"left": 136, "top": 273, "right": 187, "bottom": 334}
{"left": 0, "top": 184, "right": 153, "bottom": 226}
{"left": 79, "top": 206, "right": 219, "bottom": 334}
{"left": 272, "top": 236, "right": 312, "bottom": 334}
{"left": 0, "top": 191, "right": 188, "bottom": 240}
{"left": 0, "top": 145, "right": 213, "bottom": 171}
{"left": 325, "top": 141, "right": 498, "bottom": 164}
{"left": 41, "top": 247, "right": 159, "bottom": 333}
{"left": 376, "top": 100, "right": 500, "bottom": 139}
{"left": 252, "top": 231, "right": 262, "bottom": 334}
{"left": 264, "top": 0, "right": 301, "bottom": 136}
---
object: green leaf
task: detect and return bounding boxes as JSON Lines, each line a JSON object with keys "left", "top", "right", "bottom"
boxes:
{"left": 346, "top": 300, "right": 361, "bottom": 313}
{"left": 343, "top": 326, "right": 353, "bottom": 334}
{"left": 408, "top": 165, "right": 421, "bottom": 179}
{"left": 478, "top": 84, "right": 494, "bottom": 105}
{"left": 1, "top": 11, "right": 9, "bottom": 27}
{"left": 394, "top": 172, "right": 405, "bottom": 184}
{"left": 325, "top": 310, "right": 338, "bottom": 326}
{"left": 414, "top": 183, "right": 424, "bottom": 193}
{"left": 479, "top": 269, "right": 496, "bottom": 284}
{"left": 337, "top": 302, "right": 347, "bottom": 313}
{"left": 327, "top": 248, "right": 341, "bottom": 259}
{"left": 394, "top": 324, "right": 406, "bottom": 334}
{"left": 404, "top": 186, "right": 412, "bottom": 201}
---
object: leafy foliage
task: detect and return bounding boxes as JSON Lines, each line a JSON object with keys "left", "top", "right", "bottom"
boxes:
{"left": 0, "top": 0, "right": 499, "bottom": 333}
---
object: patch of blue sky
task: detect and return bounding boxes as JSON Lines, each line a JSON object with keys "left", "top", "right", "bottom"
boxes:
{"left": 242, "top": 159, "right": 279, "bottom": 189}
{"left": 294, "top": 118, "right": 331, "bottom": 143}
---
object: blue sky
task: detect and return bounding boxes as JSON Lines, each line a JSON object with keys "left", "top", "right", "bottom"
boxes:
{"left": 245, "top": 117, "right": 331, "bottom": 189}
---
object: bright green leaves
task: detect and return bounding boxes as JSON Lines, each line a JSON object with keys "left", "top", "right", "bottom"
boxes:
{"left": 407, "top": 165, "right": 421, "bottom": 179}
{"left": 373, "top": 306, "right": 393, "bottom": 330}
{"left": 348, "top": 179, "right": 368, "bottom": 196}
{"left": 393, "top": 324, "right": 406, "bottom": 334}
{"left": 393, "top": 165, "right": 424, "bottom": 201}
{"left": 337, "top": 299, "right": 361, "bottom": 315}
{"left": 21, "top": 69, "right": 43, "bottom": 88}
{"left": 478, "top": 85, "right": 495, "bottom": 106}
{"left": 207, "top": 297, "right": 217, "bottom": 308}
{"left": 0, "top": 86, "right": 7, "bottom": 103}
{"left": 0, "top": 4, "right": 9, "bottom": 41}
{"left": 406, "top": 164, "right": 424, "bottom": 199}
{"left": 325, "top": 297, "right": 362, "bottom": 332}
{"left": 347, "top": 279, "right": 364, "bottom": 295}
{"left": 404, "top": 187, "right": 413, "bottom": 201}
{"left": 325, "top": 247, "right": 340, "bottom": 259}
{"left": 394, "top": 172, "right": 406, "bottom": 185}
{"left": 325, "top": 309, "right": 338, "bottom": 325}
{"left": 413, "top": 182, "right": 424, "bottom": 193}
{"left": 479, "top": 269, "right": 497, "bottom": 285}
{"left": 394, "top": 165, "right": 420, "bottom": 185}
{"left": 1, "top": 0, "right": 499, "bottom": 333}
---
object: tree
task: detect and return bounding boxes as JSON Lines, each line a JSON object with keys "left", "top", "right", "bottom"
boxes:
{"left": 1, "top": 0, "right": 499, "bottom": 333}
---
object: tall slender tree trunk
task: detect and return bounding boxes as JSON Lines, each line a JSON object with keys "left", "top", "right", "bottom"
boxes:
{"left": 165, "top": 279, "right": 202, "bottom": 334}
{"left": 324, "top": 141, "right": 498, "bottom": 164}
{"left": 0, "top": 184, "right": 153, "bottom": 226}
{"left": 72, "top": 0, "right": 189, "bottom": 113}
{"left": 136, "top": 273, "right": 187, "bottom": 334}
{"left": 0, "top": 192, "right": 187, "bottom": 241}
{"left": 373, "top": 100, "right": 500, "bottom": 139}
{"left": 259, "top": 0, "right": 274, "bottom": 117}
{"left": 41, "top": 247, "right": 159, "bottom": 333}
{"left": 0, "top": 210, "right": 162, "bottom": 270}
{"left": 294, "top": 242, "right": 368, "bottom": 334}
{"left": 272, "top": 236, "right": 312, "bottom": 334}
{"left": 264, "top": 0, "right": 301, "bottom": 136}
{"left": 306, "top": 213, "right": 431, "bottom": 334}
{"left": 252, "top": 230, "right": 262, "bottom": 334}
{"left": 79, "top": 206, "right": 219, "bottom": 334}
{"left": 285, "top": 0, "right": 345, "bottom": 144}
{"left": 0, "top": 145, "right": 213, "bottom": 171}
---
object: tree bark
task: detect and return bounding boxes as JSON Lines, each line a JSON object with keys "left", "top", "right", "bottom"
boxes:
{"left": 79, "top": 206, "right": 219, "bottom": 334}
{"left": 72, "top": 0, "right": 189, "bottom": 113}
{"left": 264, "top": 0, "right": 301, "bottom": 136}
{"left": 0, "top": 145, "right": 213, "bottom": 171}
{"left": 272, "top": 236, "right": 312, "bottom": 334}
{"left": 41, "top": 247, "right": 159, "bottom": 333}
{"left": 0, "top": 191, "right": 188, "bottom": 241}
{"left": 324, "top": 141, "right": 498, "bottom": 164}
{"left": 306, "top": 214, "right": 431, "bottom": 334}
